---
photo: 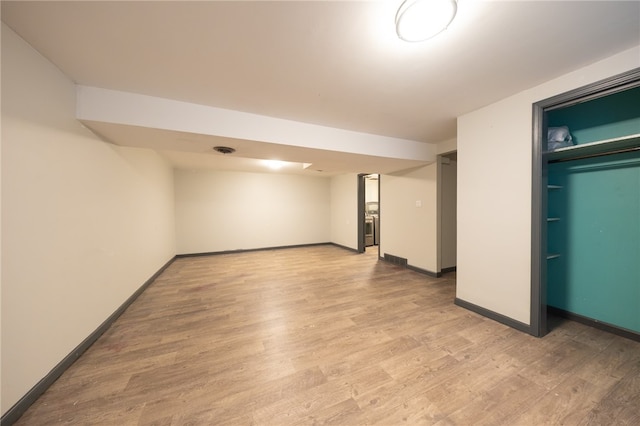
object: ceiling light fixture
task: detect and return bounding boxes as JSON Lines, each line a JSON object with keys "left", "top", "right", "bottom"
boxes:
{"left": 395, "top": 0, "right": 457, "bottom": 42}
{"left": 263, "top": 160, "right": 286, "bottom": 170}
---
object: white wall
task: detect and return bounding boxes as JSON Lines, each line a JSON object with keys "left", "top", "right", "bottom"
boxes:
{"left": 380, "top": 164, "right": 438, "bottom": 273}
{"left": 1, "top": 24, "right": 176, "bottom": 414}
{"left": 174, "top": 169, "right": 331, "bottom": 254}
{"left": 330, "top": 173, "right": 358, "bottom": 250}
{"left": 457, "top": 46, "right": 640, "bottom": 325}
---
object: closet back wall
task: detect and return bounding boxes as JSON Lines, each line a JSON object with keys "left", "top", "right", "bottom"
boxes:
{"left": 547, "top": 151, "right": 639, "bottom": 333}
{"left": 174, "top": 169, "right": 331, "bottom": 254}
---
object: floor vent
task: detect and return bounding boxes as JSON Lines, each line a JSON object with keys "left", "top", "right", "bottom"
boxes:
{"left": 384, "top": 253, "right": 408, "bottom": 267}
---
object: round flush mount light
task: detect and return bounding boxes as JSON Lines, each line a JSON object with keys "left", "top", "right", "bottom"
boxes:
{"left": 395, "top": 0, "right": 457, "bottom": 42}
{"left": 212, "top": 146, "right": 236, "bottom": 154}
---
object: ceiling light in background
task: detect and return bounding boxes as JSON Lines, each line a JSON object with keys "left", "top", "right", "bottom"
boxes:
{"left": 395, "top": 0, "right": 457, "bottom": 42}
{"left": 263, "top": 159, "right": 286, "bottom": 170}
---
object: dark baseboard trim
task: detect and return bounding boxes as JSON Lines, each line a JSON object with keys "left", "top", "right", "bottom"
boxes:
{"left": 379, "top": 253, "right": 441, "bottom": 278}
{"left": 454, "top": 297, "right": 532, "bottom": 335}
{"left": 441, "top": 266, "right": 457, "bottom": 273}
{"left": 407, "top": 264, "right": 440, "bottom": 278}
{"left": 330, "top": 242, "right": 359, "bottom": 253}
{"left": 548, "top": 306, "right": 640, "bottom": 342}
{"left": 176, "top": 242, "right": 335, "bottom": 258}
{"left": 1, "top": 257, "right": 176, "bottom": 426}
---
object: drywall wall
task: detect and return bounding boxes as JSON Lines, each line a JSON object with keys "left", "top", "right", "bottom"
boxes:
{"left": 174, "top": 169, "right": 331, "bottom": 254}
{"left": 77, "top": 86, "right": 435, "bottom": 164}
{"left": 380, "top": 164, "right": 438, "bottom": 273}
{"left": 330, "top": 173, "right": 358, "bottom": 250}
{"left": 457, "top": 46, "right": 640, "bottom": 325}
{"left": 1, "top": 24, "right": 176, "bottom": 414}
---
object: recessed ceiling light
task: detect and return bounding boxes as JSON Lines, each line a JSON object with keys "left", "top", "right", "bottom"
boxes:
{"left": 263, "top": 160, "right": 286, "bottom": 170}
{"left": 395, "top": 0, "right": 457, "bottom": 42}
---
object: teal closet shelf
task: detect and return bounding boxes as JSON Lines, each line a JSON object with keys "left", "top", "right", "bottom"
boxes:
{"left": 547, "top": 217, "right": 560, "bottom": 222}
{"left": 547, "top": 254, "right": 561, "bottom": 260}
{"left": 544, "top": 133, "right": 640, "bottom": 162}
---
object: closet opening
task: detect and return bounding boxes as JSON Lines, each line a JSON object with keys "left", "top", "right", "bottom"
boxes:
{"left": 531, "top": 68, "right": 640, "bottom": 340}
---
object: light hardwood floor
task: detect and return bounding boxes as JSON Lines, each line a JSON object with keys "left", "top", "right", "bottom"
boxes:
{"left": 15, "top": 245, "right": 640, "bottom": 425}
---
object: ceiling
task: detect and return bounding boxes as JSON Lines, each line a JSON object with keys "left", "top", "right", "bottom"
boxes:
{"left": 2, "top": 1, "right": 639, "bottom": 175}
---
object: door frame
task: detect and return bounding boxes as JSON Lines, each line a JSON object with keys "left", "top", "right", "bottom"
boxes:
{"left": 357, "top": 174, "right": 366, "bottom": 253}
{"left": 357, "top": 173, "right": 381, "bottom": 254}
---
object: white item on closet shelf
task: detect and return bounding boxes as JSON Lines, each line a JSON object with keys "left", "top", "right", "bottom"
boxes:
{"left": 547, "top": 126, "right": 574, "bottom": 151}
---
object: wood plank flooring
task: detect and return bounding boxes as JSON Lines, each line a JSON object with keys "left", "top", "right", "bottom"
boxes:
{"left": 14, "top": 245, "right": 640, "bottom": 425}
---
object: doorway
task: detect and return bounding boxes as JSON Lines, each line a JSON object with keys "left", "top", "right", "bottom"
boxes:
{"left": 357, "top": 174, "right": 380, "bottom": 254}
{"left": 439, "top": 152, "right": 457, "bottom": 274}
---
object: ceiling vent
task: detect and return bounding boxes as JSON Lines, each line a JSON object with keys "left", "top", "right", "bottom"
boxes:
{"left": 212, "top": 146, "right": 236, "bottom": 154}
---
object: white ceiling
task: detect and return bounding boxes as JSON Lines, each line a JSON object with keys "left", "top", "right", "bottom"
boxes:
{"left": 2, "top": 0, "right": 639, "bottom": 175}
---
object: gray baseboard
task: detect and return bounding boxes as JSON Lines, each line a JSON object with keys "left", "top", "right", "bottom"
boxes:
{"left": 454, "top": 297, "right": 532, "bottom": 335}
{"left": 547, "top": 306, "right": 640, "bottom": 342}
{"left": 407, "top": 264, "right": 441, "bottom": 278}
{"left": 329, "top": 242, "right": 359, "bottom": 253}
{"left": 381, "top": 253, "right": 442, "bottom": 277}
{"left": 1, "top": 257, "right": 175, "bottom": 426}
{"left": 176, "top": 242, "right": 335, "bottom": 258}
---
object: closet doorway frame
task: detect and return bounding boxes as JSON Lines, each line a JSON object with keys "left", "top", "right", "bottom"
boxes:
{"left": 530, "top": 67, "right": 640, "bottom": 337}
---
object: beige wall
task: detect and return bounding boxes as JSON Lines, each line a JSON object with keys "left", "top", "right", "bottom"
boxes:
{"left": 329, "top": 173, "right": 358, "bottom": 250}
{"left": 1, "top": 24, "right": 176, "bottom": 414}
{"left": 174, "top": 169, "right": 331, "bottom": 254}
{"left": 457, "top": 46, "right": 640, "bottom": 325}
{"left": 380, "top": 164, "right": 438, "bottom": 273}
